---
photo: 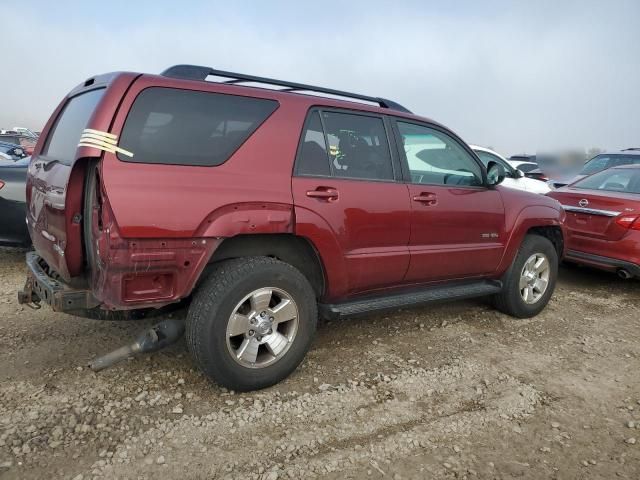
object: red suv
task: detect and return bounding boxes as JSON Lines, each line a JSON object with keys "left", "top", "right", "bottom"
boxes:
{"left": 19, "top": 65, "right": 566, "bottom": 391}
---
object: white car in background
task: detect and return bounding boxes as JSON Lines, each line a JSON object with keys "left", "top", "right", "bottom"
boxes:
{"left": 470, "top": 145, "right": 550, "bottom": 194}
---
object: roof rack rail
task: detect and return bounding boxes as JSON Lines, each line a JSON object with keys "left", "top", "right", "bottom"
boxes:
{"left": 160, "top": 64, "right": 412, "bottom": 114}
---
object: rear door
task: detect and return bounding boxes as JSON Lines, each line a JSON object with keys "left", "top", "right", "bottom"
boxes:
{"left": 28, "top": 88, "right": 105, "bottom": 278}
{"left": 292, "top": 109, "right": 411, "bottom": 297}
{"left": 26, "top": 73, "right": 138, "bottom": 280}
{"left": 392, "top": 120, "right": 506, "bottom": 282}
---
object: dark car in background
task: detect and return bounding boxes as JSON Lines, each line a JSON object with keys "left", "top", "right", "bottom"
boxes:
{"left": 0, "top": 141, "right": 28, "bottom": 161}
{"left": 548, "top": 165, "right": 640, "bottom": 279}
{"left": 0, "top": 134, "right": 37, "bottom": 155}
{"left": 0, "top": 156, "right": 30, "bottom": 246}
{"left": 548, "top": 149, "right": 640, "bottom": 189}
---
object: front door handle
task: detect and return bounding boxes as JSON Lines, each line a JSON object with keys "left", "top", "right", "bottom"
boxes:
{"left": 306, "top": 187, "right": 339, "bottom": 201}
{"left": 412, "top": 192, "right": 437, "bottom": 205}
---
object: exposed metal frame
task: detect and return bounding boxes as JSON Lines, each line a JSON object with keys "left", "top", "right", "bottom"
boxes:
{"left": 160, "top": 65, "right": 412, "bottom": 114}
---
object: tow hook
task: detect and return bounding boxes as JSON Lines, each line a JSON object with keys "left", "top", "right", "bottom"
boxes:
{"left": 88, "top": 318, "right": 185, "bottom": 372}
{"left": 17, "top": 279, "right": 41, "bottom": 309}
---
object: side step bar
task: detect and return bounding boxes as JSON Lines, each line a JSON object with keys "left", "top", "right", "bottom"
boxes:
{"left": 319, "top": 280, "right": 502, "bottom": 319}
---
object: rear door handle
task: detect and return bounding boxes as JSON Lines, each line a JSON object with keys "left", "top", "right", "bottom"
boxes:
{"left": 412, "top": 192, "right": 437, "bottom": 205}
{"left": 306, "top": 187, "right": 339, "bottom": 201}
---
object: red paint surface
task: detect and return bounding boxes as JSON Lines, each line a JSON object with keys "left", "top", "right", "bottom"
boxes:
{"left": 27, "top": 70, "right": 567, "bottom": 310}
{"left": 548, "top": 184, "right": 640, "bottom": 270}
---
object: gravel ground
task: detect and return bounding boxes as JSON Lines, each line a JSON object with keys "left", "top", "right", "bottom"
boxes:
{"left": 1, "top": 247, "right": 639, "bottom": 479}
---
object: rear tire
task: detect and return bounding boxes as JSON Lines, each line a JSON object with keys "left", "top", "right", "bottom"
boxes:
{"left": 493, "top": 234, "right": 558, "bottom": 318}
{"left": 186, "top": 257, "right": 317, "bottom": 391}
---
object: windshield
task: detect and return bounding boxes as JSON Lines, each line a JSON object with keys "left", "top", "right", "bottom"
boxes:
{"left": 573, "top": 168, "right": 640, "bottom": 194}
{"left": 580, "top": 154, "right": 640, "bottom": 175}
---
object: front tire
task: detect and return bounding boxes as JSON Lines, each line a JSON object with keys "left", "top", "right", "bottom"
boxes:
{"left": 186, "top": 257, "right": 317, "bottom": 391}
{"left": 493, "top": 234, "right": 558, "bottom": 318}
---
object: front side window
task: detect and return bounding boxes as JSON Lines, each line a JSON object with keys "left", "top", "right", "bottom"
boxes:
{"left": 398, "top": 122, "right": 482, "bottom": 186}
{"left": 321, "top": 111, "right": 394, "bottom": 181}
{"left": 573, "top": 168, "right": 640, "bottom": 194}
{"left": 118, "top": 88, "right": 279, "bottom": 166}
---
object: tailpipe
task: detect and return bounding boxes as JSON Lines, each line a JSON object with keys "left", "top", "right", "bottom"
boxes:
{"left": 89, "top": 318, "right": 185, "bottom": 372}
{"left": 617, "top": 269, "right": 633, "bottom": 280}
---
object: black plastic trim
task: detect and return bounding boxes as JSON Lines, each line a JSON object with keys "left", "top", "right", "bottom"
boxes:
{"left": 319, "top": 280, "right": 502, "bottom": 319}
{"left": 161, "top": 65, "right": 412, "bottom": 113}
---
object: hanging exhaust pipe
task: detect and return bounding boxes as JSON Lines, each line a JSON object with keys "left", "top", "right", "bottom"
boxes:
{"left": 617, "top": 269, "right": 633, "bottom": 280}
{"left": 89, "top": 318, "right": 185, "bottom": 372}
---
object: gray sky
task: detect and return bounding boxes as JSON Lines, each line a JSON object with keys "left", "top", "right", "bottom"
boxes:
{"left": 3, "top": 0, "right": 639, "bottom": 155}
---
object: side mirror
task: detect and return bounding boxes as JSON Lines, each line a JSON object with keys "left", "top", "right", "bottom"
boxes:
{"left": 13, "top": 148, "right": 25, "bottom": 157}
{"left": 486, "top": 161, "right": 506, "bottom": 186}
{"left": 514, "top": 169, "right": 524, "bottom": 178}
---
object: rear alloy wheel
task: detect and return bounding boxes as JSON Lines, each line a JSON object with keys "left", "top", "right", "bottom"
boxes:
{"left": 226, "top": 287, "right": 299, "bottom": 368}
{"left": 186, "top": 257, "right": 317, "bottom": 391}
{"left": 493, "top": 234, "right": 558, "bottom": 318}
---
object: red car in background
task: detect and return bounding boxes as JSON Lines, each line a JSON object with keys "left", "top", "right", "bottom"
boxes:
{"left": 548, "top": 165, "right": 640, "bottom": 279}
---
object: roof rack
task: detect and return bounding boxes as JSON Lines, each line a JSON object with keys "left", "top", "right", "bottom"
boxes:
{"left": 160, "top": 65, "right": 412, "bottom": 114}
{"left": 622, "top": 147, "right": 640, "bottom": 151}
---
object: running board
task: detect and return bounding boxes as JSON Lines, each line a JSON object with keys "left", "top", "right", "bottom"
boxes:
{"left": 319, "top": 280, "right": 502, "bottom": 319}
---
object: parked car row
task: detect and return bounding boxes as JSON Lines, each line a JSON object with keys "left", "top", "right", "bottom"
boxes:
{"left": 0, "top": 156, "right": 30, "bottom": 246}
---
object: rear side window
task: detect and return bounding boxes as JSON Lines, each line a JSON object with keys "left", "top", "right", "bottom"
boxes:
{"left": 118, "top": 88, "right": 278, "bottom": 166}
{"left": 44, "top": 88, "right": 105, "bottom": 165}
{"left": 296, "top": 111, "right": 331, "bottom": 176}
{"left": 296, "top": 110, "right": 395, "bottom": 181}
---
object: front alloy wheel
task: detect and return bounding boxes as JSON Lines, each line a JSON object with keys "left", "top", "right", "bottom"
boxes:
{"left": 519, "top": 253, "right": 550, "bottom": 304}
{"left": 492, "top": 234, "right": 558, "bottom": 318}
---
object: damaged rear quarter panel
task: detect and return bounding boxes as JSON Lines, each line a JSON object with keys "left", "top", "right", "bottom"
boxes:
{"left": 93, "top": 76, "right": 305, "bottom": 308}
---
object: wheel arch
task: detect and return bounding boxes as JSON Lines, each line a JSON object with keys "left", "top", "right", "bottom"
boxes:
{"left": 496, "top": 205, "right": 566, "bottom": 276}
{"left": 525, "top": 225, "right": 564, "bottom": 259}
{"left": 203, "top": 234, "right": 326, "bottom": 298}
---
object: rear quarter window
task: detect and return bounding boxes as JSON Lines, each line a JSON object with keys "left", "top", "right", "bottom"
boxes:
{"left": 118, "top": 88, "right": 279, "bottom": 166}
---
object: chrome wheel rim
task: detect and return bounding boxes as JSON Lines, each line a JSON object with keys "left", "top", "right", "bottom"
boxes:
{"left": 519, "top": 253, "right": 550, "bottom": 304}
{"left": 225, "top": 287, "right": 299, "bottom": 369}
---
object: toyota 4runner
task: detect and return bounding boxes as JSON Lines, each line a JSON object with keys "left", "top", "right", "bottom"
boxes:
{"left": 19, "top": 65, "right": 566, "bottom": 391}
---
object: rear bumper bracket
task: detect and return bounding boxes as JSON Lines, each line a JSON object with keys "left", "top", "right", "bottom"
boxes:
{"left": 18, "top": 252, "right": 99, "bottom": 312}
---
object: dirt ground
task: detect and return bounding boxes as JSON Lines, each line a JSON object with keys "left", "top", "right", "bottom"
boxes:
{"left": 0, "top": 247, "right": 639, "bottom": 480}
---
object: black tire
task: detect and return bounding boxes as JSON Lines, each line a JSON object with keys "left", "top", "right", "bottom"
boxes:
{"left": 493, "top": 234, "right": 558, "bottom": 318}
{"left": 186, "top": 257, "right": 317, "bottom": 391}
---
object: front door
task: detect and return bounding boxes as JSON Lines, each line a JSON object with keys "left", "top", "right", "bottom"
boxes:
{"left": 292, "top": 109, "right": 410, "bottom": 297}
{"left": 393, "top": 120, "right": 506, "bottom": 282}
